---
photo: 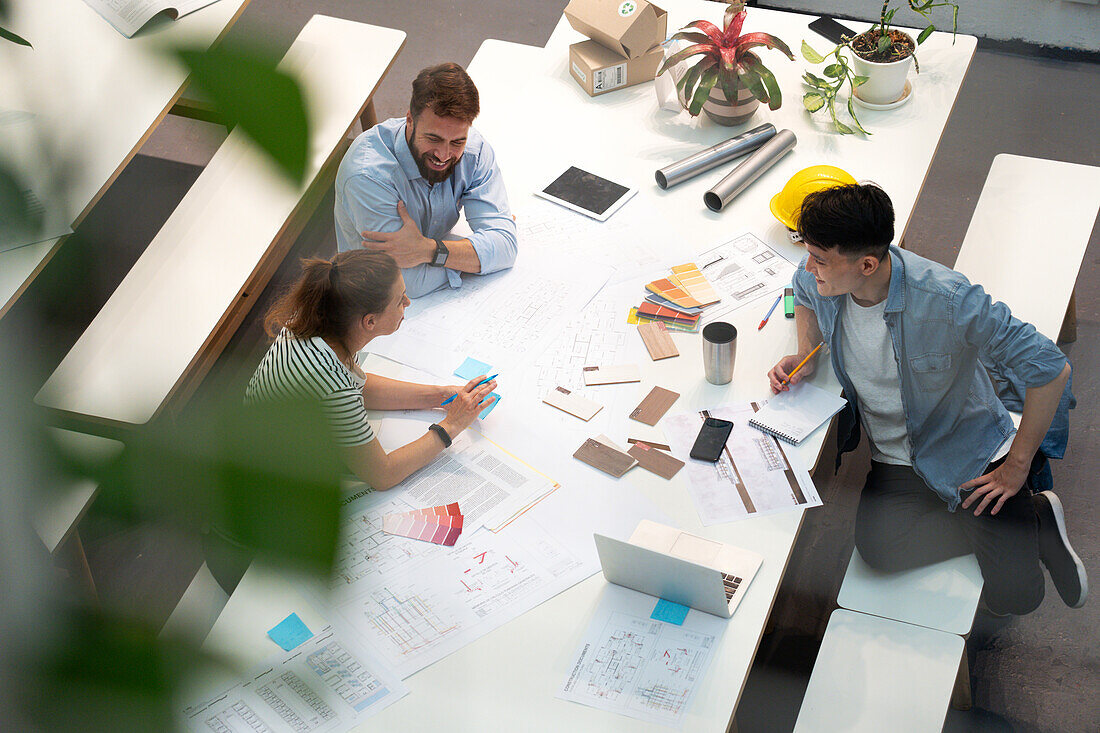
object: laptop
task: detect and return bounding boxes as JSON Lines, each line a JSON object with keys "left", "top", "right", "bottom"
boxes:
{"left": 594, "top": 520, "right": 764, "bottom": 618}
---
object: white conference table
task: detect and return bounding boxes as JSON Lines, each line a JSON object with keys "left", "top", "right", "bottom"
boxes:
{"left": 0, "top": 0, "right": 249, "bottom": 318}
{"left": 204, "top": 3, "right": 976, "bottom": 730}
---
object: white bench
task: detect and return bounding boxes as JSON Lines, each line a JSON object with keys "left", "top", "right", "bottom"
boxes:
{"left": 32, "top": 429, "right": 123, "bottom": 599}
{"left": 953, "top": 154, "right": 1100, "bottom": 344}
{"left": 35, "top": 16, "right": 406, "bottom": 428}
{"left": 793, "top": 609, "right": 966, "bottom": 732}
{"left": 160, "top": 562, "right": 229, "bottom": 643}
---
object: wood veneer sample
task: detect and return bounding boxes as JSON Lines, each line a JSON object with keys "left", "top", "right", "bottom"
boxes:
{"left": 638, "top": 322, "right": 678, "bottom": 360}
{"left": 629, "top": 386, "right": 680, "bottom": 426}
{"left": 583, "top": 364, "right": 641, "bottom": 385}
{"left": 573, "top": 438, "right": 636, "bottom": 477}
{"left": 543, "top": 386, "right": 603, "bottom": 421}
{"left": 628, "top": 437, "right": 672, "bottom": 451}
{"left": 627, "top": 442, "right": 685, "bottom": 479}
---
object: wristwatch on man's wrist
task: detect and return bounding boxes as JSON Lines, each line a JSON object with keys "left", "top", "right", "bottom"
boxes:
{"left": 429, "top": 238, "right": 449, "bottom": 267}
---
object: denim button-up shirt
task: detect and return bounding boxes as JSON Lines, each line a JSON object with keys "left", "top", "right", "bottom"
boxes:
{"left": 793, "top": 246, "right": 1069, "bottom": 510}
{"left": 334, "top": 117, "right": 518, "bottom": 298}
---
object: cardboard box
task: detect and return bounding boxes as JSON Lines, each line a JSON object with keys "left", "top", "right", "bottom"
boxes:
{"left": 569, "top": 40, "right": 663, "bottom": 96}
{"left": 564, "top": 0, "right": 667, "bottom": 59}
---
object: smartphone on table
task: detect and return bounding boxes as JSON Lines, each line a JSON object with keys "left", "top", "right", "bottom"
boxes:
{"left": 808, "top": 16, "right": 856, "bottom": 45}
{"left": 690, "top": 417, "right": 734, "bottom": 462}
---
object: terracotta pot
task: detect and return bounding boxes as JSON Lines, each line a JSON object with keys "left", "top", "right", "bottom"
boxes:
{"left": 851, "top": 32, "right": 915, "bottom": 106}
{"left": 702, "top": 82, "right": 760, "bottom": 126}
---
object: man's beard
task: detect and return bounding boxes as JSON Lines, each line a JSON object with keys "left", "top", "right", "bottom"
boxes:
{"left": 409, "top": 124, "right": 458, "bottom": 184}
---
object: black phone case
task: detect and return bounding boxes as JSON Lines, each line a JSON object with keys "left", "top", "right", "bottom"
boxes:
{"left": 689, "top": 418, "right": 734, "bottom": 462}
{"left": 809, "top": 16, "right": 856, "bottom": 45}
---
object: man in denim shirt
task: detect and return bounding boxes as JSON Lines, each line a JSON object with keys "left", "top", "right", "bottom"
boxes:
{"left": 334, "top": 63, "right": 517, "bottom": 298}
{"left": 768, "top": 183, "right": 1086, "bottom": 615}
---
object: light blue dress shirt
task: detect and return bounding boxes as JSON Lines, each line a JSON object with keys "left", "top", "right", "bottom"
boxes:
{"left": 333, "top": 117, "right": 518, "bottom": 298}
{"left": 793, "top": 246, "right": 1069, "bottom": 510}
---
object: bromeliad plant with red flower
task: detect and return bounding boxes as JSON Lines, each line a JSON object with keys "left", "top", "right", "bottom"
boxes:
{"left": 657, "top": 1, "right": 794, "bottom": 117}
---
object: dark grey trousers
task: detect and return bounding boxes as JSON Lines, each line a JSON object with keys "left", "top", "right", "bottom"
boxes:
{"left": 854, "top": 460, "right": 1045, "bottom": 615}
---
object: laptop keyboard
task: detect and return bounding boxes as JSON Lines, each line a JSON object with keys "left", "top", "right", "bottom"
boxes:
{"left": 722, "top": 573, "right": 743, "bottom": 601}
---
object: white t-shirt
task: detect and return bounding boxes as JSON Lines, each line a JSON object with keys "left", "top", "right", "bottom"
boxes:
{"left": 840, "top": 295, "right": 913, "bottom": 465}
{"left": 245, "top": 330, "right": 375, "bottom": 448}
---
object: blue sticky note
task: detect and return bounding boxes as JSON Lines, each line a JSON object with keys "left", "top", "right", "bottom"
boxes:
{"left": 267, "top": 613, "right": 313, "bottom": 651}
{"left": 455, "top": 357, "right": 492, "bottom": 381}
{"left": 479, "top": 393, "right": 501, "bottom": 420}
{"left": 651, "top": 598, "right": 690, "bottom": 625}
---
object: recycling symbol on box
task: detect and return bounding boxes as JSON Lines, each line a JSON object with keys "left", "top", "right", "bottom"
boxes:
{"left": 618, "top": 1, "right": 636, "bottom": 17}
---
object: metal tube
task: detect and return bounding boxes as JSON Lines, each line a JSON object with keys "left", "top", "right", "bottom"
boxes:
{"left": 703, "top": 129, "right": 798, "bottom": 212}
{"left": 655, "top": 124, "right": 776, "bottom": 190}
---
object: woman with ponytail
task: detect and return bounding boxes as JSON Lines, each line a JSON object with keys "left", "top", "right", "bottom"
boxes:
{"left": 245, "top": 250, "right": 496, "bottom": 490}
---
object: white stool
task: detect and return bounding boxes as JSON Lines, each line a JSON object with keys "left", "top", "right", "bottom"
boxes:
{"left": 836, "top": 548, "right": 983, "bottom": 711}
{"left": 838, "top": 548, "right": 984, "bottom": 636}
{"left": 793, "top": 609, "right": 965, "bottom": 733}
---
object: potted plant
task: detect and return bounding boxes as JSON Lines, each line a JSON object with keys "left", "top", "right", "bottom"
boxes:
{"left": 657, "top": 1, "right": 793, "bottom": 126}
{"left": 802, "top": 0, "right": 959, "bottom": 132}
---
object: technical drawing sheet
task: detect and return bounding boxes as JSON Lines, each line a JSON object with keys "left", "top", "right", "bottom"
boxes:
{"left": 693, "top": 233, "right": 798, "bottom": 323}
{"left": 366, "top": 254, "right": 612, "bottom": 379}
{"left": 372, "top": 420, "right": 559, "bottom": 531}
{"left": 664, "top": 403, "right": 821, "bottom": 526}
{"left": 178, "top": 625, "right": 406, "bottom": 732}
{"left": 557, "top": 585, "right": 725, "bottom": 729}
{"left": 304, "top": 486, "right": 593, "bottom": 679}
{"left": 515, "top": 197, "right": 664, "bottom": 285}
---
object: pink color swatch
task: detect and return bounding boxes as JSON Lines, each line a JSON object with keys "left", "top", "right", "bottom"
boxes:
{"left": 382, "top": 503, "right": 464, "bottom": 546}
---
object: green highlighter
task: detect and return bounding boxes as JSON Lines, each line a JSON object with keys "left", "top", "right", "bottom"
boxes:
{"left": 784, "top": 287, "right": 795, "bottom": 318}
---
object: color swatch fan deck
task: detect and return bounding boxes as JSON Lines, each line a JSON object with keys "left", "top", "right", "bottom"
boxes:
{"left": 631, "top": 263, "right": 723, "bottom": 330}
{"left": 382, "top": 503, "right": 464, "bottom": 546}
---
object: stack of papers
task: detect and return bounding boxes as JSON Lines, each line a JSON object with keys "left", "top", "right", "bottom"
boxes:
{"left": 381, "top": 503, "right": 464, "bottom": 546}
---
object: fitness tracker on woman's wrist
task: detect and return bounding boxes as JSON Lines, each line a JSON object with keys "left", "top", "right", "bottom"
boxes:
{"left": 428, "top": 423, "right": 452, "bottom": 448}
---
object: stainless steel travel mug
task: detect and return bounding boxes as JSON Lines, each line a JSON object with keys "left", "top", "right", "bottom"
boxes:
{"left": 702, "top": 322, "right": 737, "bottom": 385}
{"left": 655, "top": 123, "right": 776, "bottom": 189}
{"left": 703, "top": 129, "right": 798, "bottom": 212}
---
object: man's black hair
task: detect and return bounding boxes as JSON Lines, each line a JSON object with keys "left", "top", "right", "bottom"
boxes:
{"left": 796, "top": 183, "right": 894, "bottom": 260}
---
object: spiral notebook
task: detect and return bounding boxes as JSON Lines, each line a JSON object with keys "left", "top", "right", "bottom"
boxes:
{"left": 749, "top": 382, "right": 847, "bottom": 445}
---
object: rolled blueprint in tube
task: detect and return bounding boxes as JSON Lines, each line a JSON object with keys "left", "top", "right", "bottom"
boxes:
{"left": 703, "top": 129, "right": 798, "bottom": 212}
{"left": 655, "top": 123, "right": 776, "bottom": 189}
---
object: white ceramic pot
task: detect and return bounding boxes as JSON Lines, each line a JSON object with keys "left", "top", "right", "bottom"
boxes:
{"left": 851, "top": 42, "right": 914, "bottom": 106}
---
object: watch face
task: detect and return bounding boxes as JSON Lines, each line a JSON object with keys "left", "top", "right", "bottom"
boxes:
{"left": 432, "top": 239, "right": 448, "bottom": 267}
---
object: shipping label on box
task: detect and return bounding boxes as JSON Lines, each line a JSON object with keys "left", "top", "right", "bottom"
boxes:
{"left": 564, "top": 0, "right": 667, "bottom": 59}
{"left": 569, "top": 40, "right": 662, "bottom": 96}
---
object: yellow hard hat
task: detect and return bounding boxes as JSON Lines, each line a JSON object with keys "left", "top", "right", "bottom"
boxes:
{"left": 770, "top": 165, "right": 858, "bottom": 231}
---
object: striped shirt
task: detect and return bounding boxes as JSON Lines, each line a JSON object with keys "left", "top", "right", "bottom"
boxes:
{"left": 245, "top": 330, "right": 375, "bottom": 447}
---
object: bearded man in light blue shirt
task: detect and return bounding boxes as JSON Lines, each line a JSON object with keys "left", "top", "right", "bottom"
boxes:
{"left": 768, "top": 183, "right": 1086, "bottom": 616}
{"left": 334, "top": 63, "right": 517, "bottom": 298}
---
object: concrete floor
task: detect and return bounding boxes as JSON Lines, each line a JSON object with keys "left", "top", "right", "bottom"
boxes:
{"left": 28, "top": 0, "right": 1100, "bottom": 730}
